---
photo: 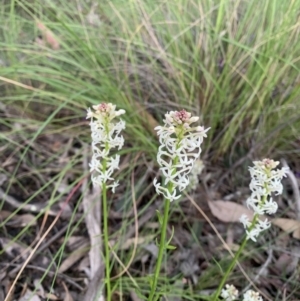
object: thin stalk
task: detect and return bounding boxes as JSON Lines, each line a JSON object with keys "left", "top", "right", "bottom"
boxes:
{"left": 102, "top": 139, "right": 111, "bottom": 300}
{"left": 215, "top": 0, "right": 226, "bottom": 34}
{"left": 213, "top": 236, "right": 247, "bottom": 301}
{"left": 147, "top": 192, "right": 171, "bottom": 301}
{"left": 102, "top": 181, "right": 112, "bottom": 300}
{"left": 213, "top": 214, "right": 259, "bottom": 301}
{"left": 148, "top": 137, "right": 181, "bottom": 301}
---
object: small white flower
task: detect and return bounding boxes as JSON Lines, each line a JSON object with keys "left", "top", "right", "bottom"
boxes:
{"left": 243, "top": 290, "right": 263, "bottom": 301}
{"left": 109, "top": 181, "right": 119, "bottom": 193}
{"left": 261, "top": 197, "right": 278, "bottom": 214}
{"left": 87, "top": 103, "right": 125, "bottom": 192}
{"left": 153, "top": 178, "right": 181, "bottom": 201}
{"left": 153, "top": 110, "right": 209, "bottom": 201}
{"left": 221, "top": 284, "right": 239, "bottom": 301}
{"left": 246, "top": 228, "right": 260, "bottom": 242}
{"left": 256, "top": 219, "right": 271, "bottom": 231}
{"left": 240, "top": 214, "right": 252, "bottom": 228}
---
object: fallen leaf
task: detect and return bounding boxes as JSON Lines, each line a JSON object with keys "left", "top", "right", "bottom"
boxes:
{"left": 0, "top": 211, "right": 37, "bottom": 227}
{"left": 274, "top": 247, "right": 300, "bottom": 274}
{"left": 62, "top": 282, "right": 74, "bottom": 301}
{"left": 0, "top": 237, "right": 32, "bottom": 260}
{"left": 208, "top": 200, "right": 255, "bottom": 223}
{"left": 44, "top": 293, "right": 59, "bottom": 300}
{"left": 0, "top": 211, "right": 12, "bottom": 220}
{"left": 66, "top": 236, "right": 87, "bottom": 249}
{"left": 111, "top": 234, "right": 156, "bottom": 250}
{"left": 0, "top": 173, "right": 7, "bottom": 185}
{"left": 272, "top": 218, "right": 300, "bottom": 239}
{"left": 3, "top": 278, "right": 14, "bottom": 301}
{"left": 18, "top": 290, "right": 41, "bottom": 301}
{"left": 7, "top": 213, "right": 37, "bottom": 228}
{"left": 33, "top": 279, "right": 44, "bottom": 298}
{"left": 130, "top": 291, "right": 142, "bottom": 301}
{"left": 58, "top": 241, "right": 89, "bottom": 273}
{"left": 77, "top": 255, "right": 90, "bottom": 277}
{"left": 142, "top": 242, "right": 158, "bottom": 258}
{"left": 0, "top": 287, "right": 4, "bottom": 301}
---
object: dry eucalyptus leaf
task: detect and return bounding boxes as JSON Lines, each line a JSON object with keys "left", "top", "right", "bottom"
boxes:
{"left": 143, "top": 242, "right": 158, "bottom": 258}
{"left": 18, "top": 290, "right": 41, "bottom": 301}
{"left": 33, "top": 279, "right": 44, "bottom": 298}
{"left": 0, "top": 173, "right": 7, "bottom": 185}
{"left": 0, "top": 211, "right": 37, "bottom": 227}
{"left": 57, "top": 182, "right": 69, "bottom": 195}
{"left": 275, "top": 253, "right": 297, "bottom": 274}
{"left": 77, "top": 255, "right": 90, "bottom": 277}
{"left": 130, "top": 291, "right": 143, "bottom": 301}
{"left": 62, "top": 282, "right": 74, "bottom": 301}
{"left": 7, "top": 214, "right": 37, "bottom": 228}
{"left": 0, "top": 211, "right": 12, "bottom": 220}
{"left": 0, "top": 270, "right": 6, "bottom": 282}
{"left": 0, "top": 237, "right": 31, "bottom": 260}
{"left": 117, "top": 235, "right": 156, "bottom": 250}
{"left": 44, "top": 293, "right": 59, "bottom": 300}
{"left": 58, "top": 241, "right": 89, "bottom": 273}
{"left": 45, "top": 293, "right": 61, "bottom": 301}
{"left": 208, "top": 200, "right": 255, "bottom": 223}
{"left": 66, "top": 236, "right": 88, "bottom": 249}
{"left": 0, "top": 287, "right": 4, "bottom": 301}
{"left": 272, "top": 218, "right": 300, "bottom": 239}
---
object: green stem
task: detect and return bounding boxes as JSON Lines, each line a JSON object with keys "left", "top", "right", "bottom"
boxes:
{"left": 215, "top": 0, "right": 226, "bottom": 34}
{"left": 148, "top": 191, "right": 171, "bottom": 301}
{"left": 213, "top": 214, "right": 259, "bottom": 301}
{"left": 213, "top": 236, "right": 247, "bottom": 301}
{"left": 148, "top": 135, "right": 181, "bottom": 300}
{"left": 102, "top": 182, "right": 111, "bottom": 300}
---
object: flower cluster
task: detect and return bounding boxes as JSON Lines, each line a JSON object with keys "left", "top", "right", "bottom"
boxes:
{"left": 153, "top": 110, "right": 209, "bottom": 201}
{"left": 240, "top": 159, "right": 288, "bottom": 241}
{"left": 243, "top": 290, "right": 263, "bottom": 301}
{"left": 221, "top": 284, "right": 238, "bottom": 301}
{"left": 221, "top": 284, "right": 263, "bottom": 301}
{"left": 87, "top": 103, "right": 125, "bottom": 192}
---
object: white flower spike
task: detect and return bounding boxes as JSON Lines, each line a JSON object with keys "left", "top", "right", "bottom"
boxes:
{"left": 154, "top": 109, "right": 209, "bottom": 201}
{"left": 87, "top": 103, "right": 125, "bottom": 192}
{"left": 240, "top": 158, "right": 288, "bottom": 241}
